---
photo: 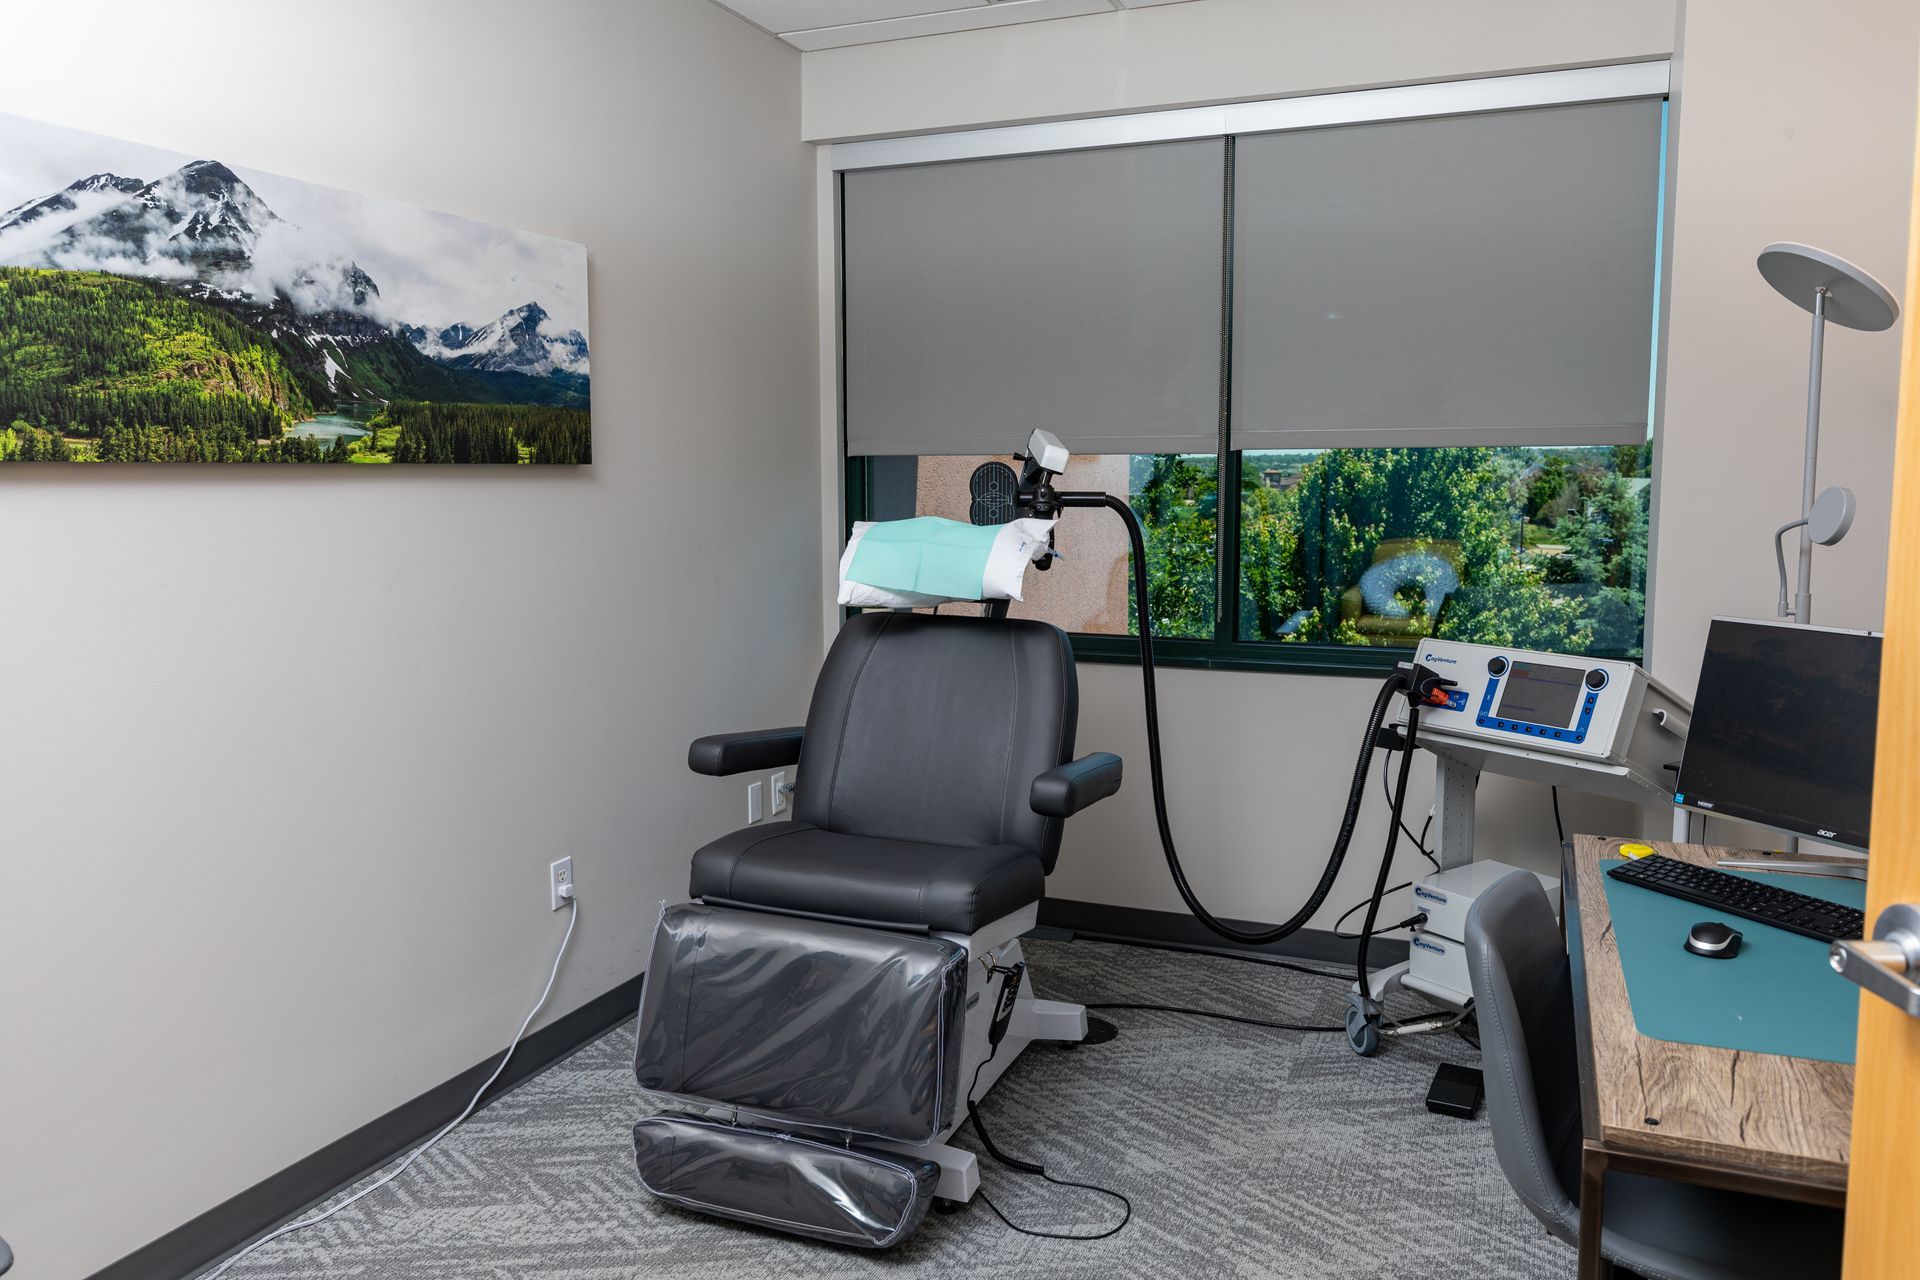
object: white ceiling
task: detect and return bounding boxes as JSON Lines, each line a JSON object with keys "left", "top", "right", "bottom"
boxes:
{"left": 710, "top": 0, "right": 1196, "bottom": 52}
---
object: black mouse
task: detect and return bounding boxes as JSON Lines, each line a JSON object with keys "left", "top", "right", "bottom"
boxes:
{"left": 1685, "top": 921, "right": 1742, "bottom": 959}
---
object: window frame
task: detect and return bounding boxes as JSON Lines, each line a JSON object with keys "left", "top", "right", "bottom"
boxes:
{"left": 835, "top": 72, "right": 1669, "bottom": 679}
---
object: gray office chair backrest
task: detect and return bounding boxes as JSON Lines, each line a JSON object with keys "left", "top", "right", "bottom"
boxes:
{"left": 793, "top": 611, "right": 1079, "bottom": 871}
{"left": 1464, "top": 871, "right": 1586, "bottom": 1246}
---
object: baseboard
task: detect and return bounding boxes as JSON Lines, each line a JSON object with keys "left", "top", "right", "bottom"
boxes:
{"left": 91, "top": 972, "right": 646, "bottom": 1280}
{"left": 1037, "top": 897, "right": 1410, "bottom": 968}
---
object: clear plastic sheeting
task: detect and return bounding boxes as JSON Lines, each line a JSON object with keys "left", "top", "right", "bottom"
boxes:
{"left": 632, "top": 1114, "right": 940, "bottom": 1249}
{"left": 633, "top": 903, "right": 969, "bottom": 1143}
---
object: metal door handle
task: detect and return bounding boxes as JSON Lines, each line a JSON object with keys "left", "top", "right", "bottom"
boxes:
{"left": 1830, "top": 902, "right": 1920, "bottom": 1017}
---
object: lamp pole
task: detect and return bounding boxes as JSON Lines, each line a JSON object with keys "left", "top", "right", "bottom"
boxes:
{"left": 1794, "top": 285, "right": 1828, "bottom": 624}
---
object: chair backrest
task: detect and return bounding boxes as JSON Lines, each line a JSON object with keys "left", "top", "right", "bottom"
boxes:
{"left": 1464, "top": 871, "right": 1586, "bottom": 1247}
{"left": 793, "top": 612, "right": 1078, "bottom": 871}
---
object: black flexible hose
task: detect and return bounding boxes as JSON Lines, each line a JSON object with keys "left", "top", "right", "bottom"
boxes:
{"left": 1064, "top": 491, "right": 1409, "bottom": 947}
{"left": 1353, "top": 703, "right": 1420, "bottom": 996}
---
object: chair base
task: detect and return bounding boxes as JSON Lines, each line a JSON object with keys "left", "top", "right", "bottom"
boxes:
{"left": 870, "top": 902, "right": 1087, "bottom": 1202}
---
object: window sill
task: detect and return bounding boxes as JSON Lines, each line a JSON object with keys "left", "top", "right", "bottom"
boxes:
{"left": 1067, "top": 635, "right": 1404, "bottom": 678}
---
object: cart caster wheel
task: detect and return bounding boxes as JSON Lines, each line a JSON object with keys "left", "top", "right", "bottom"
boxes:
{"left": 1346, "top": 995, "right": 1382, "bottom": 1058}
{"left": 933, "top": 1198, "right": 965, "bottom": 1215}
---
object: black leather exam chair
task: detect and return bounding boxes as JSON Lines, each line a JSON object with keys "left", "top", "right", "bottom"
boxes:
{"left": 686, "top": 610, "right": 1121, "bottom": 933}
{"left": 635, "top": 609, "right": 1122, "bottom": 1235}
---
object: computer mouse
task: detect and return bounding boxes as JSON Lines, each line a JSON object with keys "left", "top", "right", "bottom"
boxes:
{"left": 1685, "top": 921, "right": 1742, "bottom": 959}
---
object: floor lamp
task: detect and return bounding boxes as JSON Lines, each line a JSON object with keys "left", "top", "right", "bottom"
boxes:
{"left": 1711, "top": 245, "right": 1901, "bottom": 868}
{"left": 1755, "top": 242, "right": 1900, "bottom": 625}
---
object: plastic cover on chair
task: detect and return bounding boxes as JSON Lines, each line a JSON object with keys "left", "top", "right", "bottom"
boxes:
{"left": 633, "top": 902, "right": 970, "bottom": 1143}
{"left": 633, "top": 1114, "right": 939, "bottom": 1249}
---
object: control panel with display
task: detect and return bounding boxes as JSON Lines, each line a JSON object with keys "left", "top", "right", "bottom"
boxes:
{"left": 1407, "top": 639, "right": 1678, "bottom": 765}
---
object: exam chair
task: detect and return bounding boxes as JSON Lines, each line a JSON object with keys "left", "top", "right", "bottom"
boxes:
{"left": 1465, "top": 872, "right": 1843, "bottom": 1280}
{"left": 630, "top": 610, "right": 1122, "bottom": 1247}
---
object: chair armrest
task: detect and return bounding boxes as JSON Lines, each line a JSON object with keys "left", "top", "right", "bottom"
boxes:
{"left": 688, "top": 727, "right": 804, "bottom": 777}
{"left": 1029, "top": 752, "right": 1123, "bottom": 818}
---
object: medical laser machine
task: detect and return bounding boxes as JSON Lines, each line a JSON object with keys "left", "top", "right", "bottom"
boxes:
{"left": 1350, "top": 639, "right": 1691, "bottom": 1052}
{"left": 997, "top": 429, "right": 1691, "bottom": 1056}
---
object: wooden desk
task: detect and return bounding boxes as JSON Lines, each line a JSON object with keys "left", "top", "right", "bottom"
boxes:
{"left": 1564, "top": 835, "right": 1853, "bottom": 1280}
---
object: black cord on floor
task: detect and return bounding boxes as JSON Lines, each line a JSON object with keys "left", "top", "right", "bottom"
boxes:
{"left": 964, "top": 1003, "right": 1131, "bottom": 1240}
{"left": 1082, "top": 1002, "right": 1344, "bottom": 1034}
{"left": 1056, "top": 931, "right": 1355, "bottom": 985}
{"left": 1552, "top": 785, "right": 1566, "bottom": 846}
{"left": 1454, "top": 1010, "right": 1481, "bottom": 1052}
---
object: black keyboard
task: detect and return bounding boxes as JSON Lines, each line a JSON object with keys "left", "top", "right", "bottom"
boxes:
{"left": 1607, "top": 854, "right": 1865, "bottom": 943}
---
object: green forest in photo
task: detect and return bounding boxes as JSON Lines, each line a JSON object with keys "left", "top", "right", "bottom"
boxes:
{"left": 0, "top": 268, "right": 590, "bottom": 464}
{"left": 1130, "top": 443, "right": 1651, "bottom": 660}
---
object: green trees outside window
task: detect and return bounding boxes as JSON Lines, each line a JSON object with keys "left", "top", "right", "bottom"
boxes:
{"left": 865, "top": 443, "right": 1651, "bottom": 667}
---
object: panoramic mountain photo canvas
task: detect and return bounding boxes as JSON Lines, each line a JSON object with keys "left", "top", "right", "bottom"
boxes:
{"left": 0, "top": 111, "right": 590, "bottom": 464}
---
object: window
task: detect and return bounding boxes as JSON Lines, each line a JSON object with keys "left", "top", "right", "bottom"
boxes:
{"left": 1240, "top": 444, "right": 1650, "bottom": 660}
{"left": 841, "top": 86, "right": 1665, "bottom": 673}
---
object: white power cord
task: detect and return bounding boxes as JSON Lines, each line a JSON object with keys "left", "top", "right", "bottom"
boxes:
{"left": 203, "top": 888, "right": 579, "bottom": 1278}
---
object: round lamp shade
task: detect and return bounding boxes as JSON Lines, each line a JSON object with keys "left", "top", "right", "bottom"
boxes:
{"left": 1809, "top": 485, "right": 1857, "bottom": 546}
{"left": 1757, "top": 243, "right": 1900, "bottom": 332}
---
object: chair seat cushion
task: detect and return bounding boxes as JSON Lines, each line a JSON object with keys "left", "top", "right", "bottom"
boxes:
{"left": 689, "top": 821, "right": 1044, "bottom": 935}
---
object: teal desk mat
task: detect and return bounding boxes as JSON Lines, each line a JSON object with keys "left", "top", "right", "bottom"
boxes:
{"left": 1599, "top": 858, "right": 1865, "bottom": 1064}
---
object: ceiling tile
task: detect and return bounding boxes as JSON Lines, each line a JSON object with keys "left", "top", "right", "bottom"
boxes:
{"left": 720, "top": 1, "right": 991, "bottom": 34}
{"left": 781, "top": 0, "right": 1116, "bottom": 50}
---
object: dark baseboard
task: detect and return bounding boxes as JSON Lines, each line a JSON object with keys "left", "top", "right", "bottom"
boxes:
{"left": 1037, "top": 897, "right": 1410, "bottom": 968}
{"left": 92, "top": 972, "right": 646, "bottom": 1280}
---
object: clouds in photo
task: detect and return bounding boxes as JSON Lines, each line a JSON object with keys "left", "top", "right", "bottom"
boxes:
{"left": 0, "top": 110, "right": 588, "bottom": 337}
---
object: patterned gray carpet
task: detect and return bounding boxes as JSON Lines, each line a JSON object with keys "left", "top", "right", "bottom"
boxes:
{"left": 197, "top": 938, "right": 1574, "bottom": 1279}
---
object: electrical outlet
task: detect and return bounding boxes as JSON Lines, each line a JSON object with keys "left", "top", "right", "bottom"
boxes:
{"left": 747, "top": 780, "right": 765, "bottom": 825}
{"left": 770, "top": 770, "right": 789, "bottom": 815}
{"left": 549, "top": 857, "right": 573, "bottom": 911}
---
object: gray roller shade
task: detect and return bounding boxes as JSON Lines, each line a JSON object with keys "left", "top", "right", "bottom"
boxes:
{"left": 844, "top": 140, "right": 1225, "bottom": 458}
{"left": 1232, "top": 99, "right": 1663, "bottom": 451}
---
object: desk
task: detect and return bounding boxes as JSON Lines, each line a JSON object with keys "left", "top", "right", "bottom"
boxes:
{"left": 1564, "top": 835, "right": 1853, "bottom": 1280}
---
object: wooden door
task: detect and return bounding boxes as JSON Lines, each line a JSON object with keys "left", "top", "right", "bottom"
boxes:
{"left": 1843, "top": 86, "right": 1920, "bottom": 1280}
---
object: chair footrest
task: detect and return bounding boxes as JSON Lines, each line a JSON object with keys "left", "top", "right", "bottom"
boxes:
{"left": 633, "top": 1114, "right": 938, "bottom": 1249}
{"left": 633, "top": 903, "right": 969, "bottom": 1141}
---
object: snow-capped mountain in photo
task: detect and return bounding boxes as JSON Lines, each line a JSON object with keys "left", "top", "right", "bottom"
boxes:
{"left": 402, "top": 302, "right": 590, "bottom": 377}
{"left": 1, "top": 160, "right": 280, "bottom": 279}
{"left": 0, "top": 139, "right": 589, "bottom": 407}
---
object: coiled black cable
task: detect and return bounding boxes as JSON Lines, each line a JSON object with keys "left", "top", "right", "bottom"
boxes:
{"left": 1063, "top": 492, "right": 1410, "bottom": 948}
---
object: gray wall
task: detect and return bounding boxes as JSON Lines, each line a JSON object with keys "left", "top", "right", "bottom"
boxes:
{"left": 808, "top": 0, "right": 1919, "bottom": 926}
{"left": 0, "top": 3, "right": 816, "bottom": 1276}
{"left": 1653, "top": 0, "right": 1918, "bottom": 694}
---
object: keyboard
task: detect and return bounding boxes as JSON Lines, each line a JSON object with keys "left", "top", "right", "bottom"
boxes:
{"left": 1606, "top": 854, "right": 1865, "bottom": 943}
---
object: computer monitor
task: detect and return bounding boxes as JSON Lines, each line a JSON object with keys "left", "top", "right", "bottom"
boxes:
{"left": 1675, "top": 617, "right": 1880, "bottom": 853}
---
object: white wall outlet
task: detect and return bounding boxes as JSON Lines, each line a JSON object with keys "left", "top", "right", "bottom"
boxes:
{"left": 549, "top": 856, "right": 574, "bottom": 911}
{"left": 747, "top": 780, "right": 765, "bottom": 825}
{"left": 770, "top": 770, "right": 789, "bottom": 815}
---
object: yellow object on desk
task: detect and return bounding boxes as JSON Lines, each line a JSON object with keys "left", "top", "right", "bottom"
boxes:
{"left": 1618, "top": 842, "right": 1654, "bottom": 859}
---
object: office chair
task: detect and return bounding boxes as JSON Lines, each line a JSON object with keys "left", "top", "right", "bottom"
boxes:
{"left": 631, "top": 611, "right": 1122, "bottom": 1246}
{"left": 1465, "top": 872, "right": 1844, "bottom": 1280}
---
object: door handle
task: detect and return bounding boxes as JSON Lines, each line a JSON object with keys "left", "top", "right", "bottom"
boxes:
{"left": 1830, "top": 902, "right": 1920, "bottom": 1017}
